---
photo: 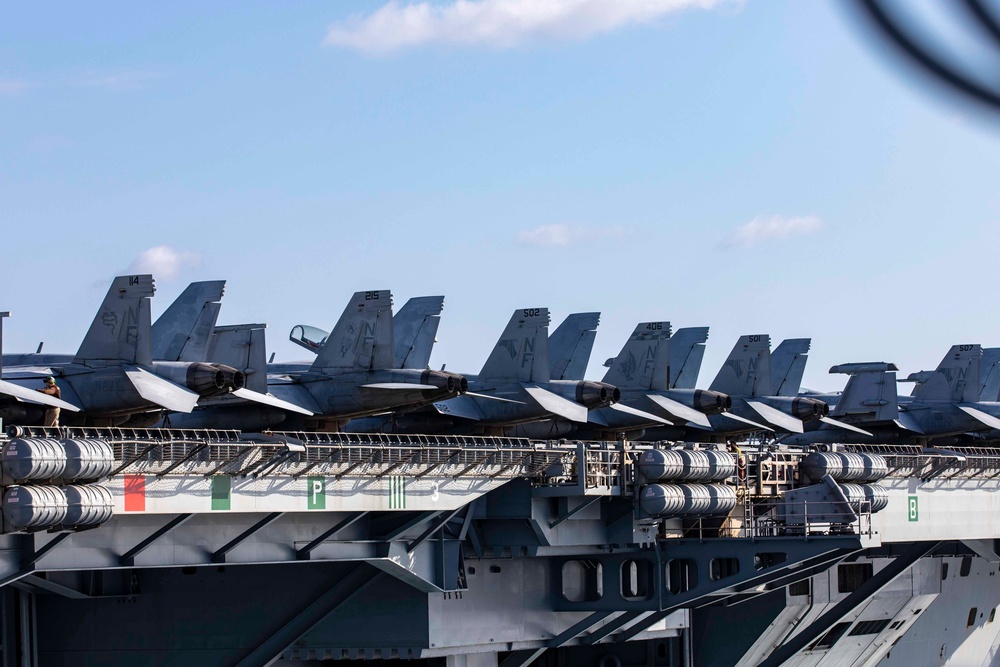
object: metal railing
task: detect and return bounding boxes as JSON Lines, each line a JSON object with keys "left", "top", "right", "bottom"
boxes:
{"left": 715, "top": 498, "right": 876, "bottom": 540}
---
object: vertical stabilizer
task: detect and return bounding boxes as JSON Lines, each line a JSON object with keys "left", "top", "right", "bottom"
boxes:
{"left": 669, "top": 327, "right": 709, "bottom": 389}
{"left": 152, "top": 280, "right": 227, "bottom": 362}
{"left": 549, "top": 312, "right": 600, "bottom": 381}
{"left": 479, "top": 308, "right": 551, "bottom": 382}
{"left": 74, "top": 274, "right": 156, "bottom": 366}
{"left": 914, "top": 344, "right": 982, "bottom": 402}
{"left": 310, "top": 290, "right": 394, "bottom": 373}
{"left": 602, "top": 322, "right": 671, "bottom": 390}
{"left": 980, "top": 348, "right": 1000, "bottom": 402}
{"left": 393, "top": 296, "right": 444, "bottom": 369}
{"left": 771, "top": 338, "right": 811, "bottom": 397}
{"left": 709, "top": 335, "right": 772, "bottom": 397}
{"left": 829, "top": 363, "right": 899, "bottom": 421}
{"left": 209, "top": 324, "right": 268, "bottom": 393}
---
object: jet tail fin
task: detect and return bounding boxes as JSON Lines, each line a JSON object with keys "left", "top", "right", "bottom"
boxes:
{"left": 830, "top": 362, "right": 899, "bottom": 421}
{"left": 709, "top": 335, "right": 772, "bottom": 397}
{"left": 479, "top": 308, "right": 551, "bottom": 382}
{"left": 980, "top": 348, "right": 1000, "bottom": 402}
{"left": 393, "top": 296, "right": 444, "bottom": 369}
{"left": 209, "top": 324, "right": 268, "bottom": 393}
{"left": 771, "top": 338, "right": 811, "bottom": 397}
{"left": 602, "top": 322, "right": 671, "bottom": 390}
{"left": 74, "top": 275, "right": 156, "bottom": 366}
{"left": 913, "top": 344, "right": 981, "bottom": 403}
{"left": 548, "top": 312, "right": 600, "bottom": 381}
{"left": 152, "top": 280, "right": 227, "bottom": 362}
{"left": 310, "top": 291, "right": 394, "bottom": 373}
{"left": 669, "top": 327, "right": 709, "bottom": 389}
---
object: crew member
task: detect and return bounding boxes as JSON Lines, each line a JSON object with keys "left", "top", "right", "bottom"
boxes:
{"left": 37, "top": 376, "right": 61, "bottom": 426}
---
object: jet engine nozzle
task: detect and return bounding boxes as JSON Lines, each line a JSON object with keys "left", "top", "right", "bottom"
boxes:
{"left": 150, "top": 361, "right": 240, "bottom": 398}
{"left": 220, "top": 368, "right": 246, "bottom": 392}
{"left": 420, "top": 370, "right": 468, "bottom": 396}
{"left": 792, "top": 397, "right": 829, "bottom": 422}
{"left": 185, "top": 363, "right": 232, "bottom": 397}
{"left": 575, "top": 381, "right": 619, "bottom": 409}
{"left": 694, "top": 389, "right": 731, "bottom": 415}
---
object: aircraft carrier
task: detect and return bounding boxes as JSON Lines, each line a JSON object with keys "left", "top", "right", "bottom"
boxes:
{"left": 0, "top": 424, "right": 997, "bottom": 666}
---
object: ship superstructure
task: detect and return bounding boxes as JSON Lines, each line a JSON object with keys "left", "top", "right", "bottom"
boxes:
{"left": 0, "top": 427, "right": 996, "bottom": 666}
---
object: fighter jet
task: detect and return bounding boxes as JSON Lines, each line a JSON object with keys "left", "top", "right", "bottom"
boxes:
{"left": 150, "top": 321, "right": 313, "bottom": 430}
{"left": 274, "top": 295, "right": 446, "bottom": 374}
{"left": 781, "top": 344, "right": 1000, "bottom": 445}
{"left": 505, "top": 316, "right": 674, "bottom": 439}
{"left": 596, "top": 322, "right": 730, "bottom": 434}
{"left": 0, "top": 275, "right": 253, "bottom": 425}
{"left": 638, "top": 334, "right": 867, "bottom": 441}
{"left": 511, "top": 318, "right": 726, "bottom": 440}
{"left": 158, "top": 290, "right": 466, "bottom": 431}
{"left": 2, "top": 279, "right": 229, "bottom": 369}
{"left": 347, "top": 307, "right": 619, "bottom": 436}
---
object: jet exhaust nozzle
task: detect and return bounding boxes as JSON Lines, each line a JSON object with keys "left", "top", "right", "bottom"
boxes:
{"left": 792, "top": 397, "right": 829, "bottom": 421}
{"left": 575, "top": 381, "right": 619, "bottom": 409}
{"left": 222, "top": 369, "right": 246, "bottom": 392}
{"left": 185, "top": 363, "right": 234, "bottom": 397}
{"left": 694, "top": 389, "right": 731, "bottom": 415}
{"left": 420, "top": 370, "right": 468, "bottom": 396}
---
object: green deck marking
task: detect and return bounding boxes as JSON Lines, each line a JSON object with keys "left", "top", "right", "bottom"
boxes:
{"left": 211, "top": 476, "right": 231, "bottom": 511}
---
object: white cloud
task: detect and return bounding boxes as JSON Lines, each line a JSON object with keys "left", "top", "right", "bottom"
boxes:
{"left": 324, "top": 0, "right": 740, "bottom": 54}
{"left": 722, "top": 215, "right": 824, "bottom": 248}
{"left": 0, "top": 79, "right": 34, "bottom": 96}
{"left": 126, "top": 246, "right": 201, "bottom": 280}
{"left": 516, "top": 223, "right": 626, "bottom": 247}
{"left": 76, "top": 70, "right": 161, "bottom": 91}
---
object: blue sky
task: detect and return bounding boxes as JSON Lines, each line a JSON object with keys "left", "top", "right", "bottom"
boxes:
{"left": 2, "top": 0, "right": 999, "bottom": 391}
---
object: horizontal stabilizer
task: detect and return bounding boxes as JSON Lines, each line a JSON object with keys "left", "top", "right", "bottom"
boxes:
{"left": 608, "top": 402, "right": 672, "bottom": 425}
{"left": 231, "top": 388, "right": 313, "bottom": 415}
{"left": 830, "top": 362, "right": 899, "bottom": 374}
{"left": 894, "top": 412, "right": 925, "bottom": 434}
{"left": 433, "top": 395, "right": 485, "bottom": 421}
{"left": 588, "top": 410, "right": 608, "bottom": 426}
{"left": 746, "top": 400, "right": 804, "bottom": 433}
{"left": 958, "top": 405, "right": 1000, "bottom": 430}
{"left": 2, "top": 367, "right": 58, "bottom": 378}
{"left": 464, "top": 392, "right": 525, "bottom": 404}
{"left": 522, "top": 384, "right": 588, "bottom": 423}
{"left": 719, "top": 411, "right": 774, "bottom": 432}
{"left": 646, "top": 394, "right": 711, "bottom": 428}
{"left": 266, "top": 383, "right": 323, "bottom": 414}
{"left": 361, "top": 383, "right": 440, "bottom": 390}
{"left": 124, "top": 366, "right": 200, "bottom": 413}
{"left": 819, "top": 416, "right": 872, "bottom": 437}
{"left": 0, "top": 380, "right": 81, "bottom": 412}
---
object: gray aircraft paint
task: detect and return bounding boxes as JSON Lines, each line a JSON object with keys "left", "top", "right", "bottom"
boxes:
{"left": 151, "top": 280, "right": 226, "bottom": 362}
{"left": 392, "top": 295, "right": 444, "bottom": 370}
{"left": 784, "top": 346, "right": 1000, "bottom": 445}
{"left": 771, "top": 338, "right": 811, "bottom": 397}
{"left": 548, "top": 312, "right": 600, "bottom": 382}
{"left": 281, "top": 295, "right": 446, "bottom": 373}
{"left": 348, "top": 308, "right": 615, "bottom": 435}
{"left": 668, "top": 326, "right": 710, "bottom": 389}
{"left": 0, "top": 275, "right": 227, "bottom": 423}
{"left": 166, "top": 290, "right": 466, "bottom": 431}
